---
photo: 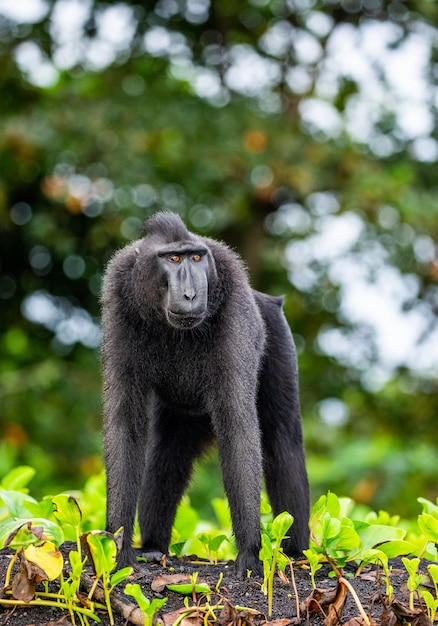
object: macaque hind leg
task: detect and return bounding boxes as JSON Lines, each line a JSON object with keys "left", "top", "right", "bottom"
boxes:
{"left": 257, "top": 314, "right": 310, "bottom": 557}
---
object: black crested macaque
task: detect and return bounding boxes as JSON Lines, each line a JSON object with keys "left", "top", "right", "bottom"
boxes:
{"left": 102, "top": 211, "right": 309, "bottom": 575}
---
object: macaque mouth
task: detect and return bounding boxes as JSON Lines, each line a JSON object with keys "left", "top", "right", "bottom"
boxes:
{"left": 167, "top": 310, "right": 204, "bottom": 328}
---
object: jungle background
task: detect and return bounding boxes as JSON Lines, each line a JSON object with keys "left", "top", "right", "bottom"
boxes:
{"left": 0, "top": 0, "right": 437, "bottom": 523}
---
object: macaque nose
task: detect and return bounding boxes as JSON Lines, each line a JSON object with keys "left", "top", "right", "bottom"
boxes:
{"left": 183, "top": 271, "right": 196, "bottom": 301}
{"left": 184, "top": 288, "right": 196, "bottom": 301}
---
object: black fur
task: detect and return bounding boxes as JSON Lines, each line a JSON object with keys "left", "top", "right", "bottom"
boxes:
{"left": 102, "top": 211, "right": 309, "bottom": 575}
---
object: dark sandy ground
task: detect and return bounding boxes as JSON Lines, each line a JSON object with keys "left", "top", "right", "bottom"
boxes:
{"left": 0, "top": 545, "right": 434, "bottom": 626}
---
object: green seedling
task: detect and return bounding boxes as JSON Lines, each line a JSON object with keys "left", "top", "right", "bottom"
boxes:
{"left": 0, "top": 487, "right": 102, "bottom": 626}
{"left": 83, "top": 530, "right": 133, "bottom": 625}
{"left": 303, "top": 548, "right": 323, "bottom": 589}
{"left": 359, "top": 549, "right": 394, "bottom": 600}
{"left": 197, "top": 532, "right": 228, "bottom": 564}
{"left": 421, "top": 590, "right": 438, "bottom": 622}
{"left": 169, "top": 540, "right": 186, "bottom": 558}
{"left": 260, "top": 511, "right": 294, "bottom": 617}
{"left": 402, "top": 557, "right": 422, "bottom": 610}
{"left": 420, "top": 563, "right": 438, "bottom": 624}
{"left": 215, "top": 571, "right": 224, "bottom": 593}
{"left": 1, "top": 538, "right": 101, "bottom": 625}
{"left": 59, "top": 548, "right": 102, "bottom": 625}
{"left": 309, "top": 492, "right": 361, "bottom": 575}
{"left": 409, "top": 499, "right": 438, "bottom": 561}
{"left": 125, "top": 583, "right": 168, "bottom": 626}
{"left": 423, "top": 561, "right": 438, "bottom": 621}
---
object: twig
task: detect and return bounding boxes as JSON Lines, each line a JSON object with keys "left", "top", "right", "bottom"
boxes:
{"left": 339, "top": 577, "right": 371, "bottom": 626}
{"left": 80, "top": 573, "right": 146, "bottom": 626}
{"left": 288, "top": 560, "right": 301, "bottom": 622}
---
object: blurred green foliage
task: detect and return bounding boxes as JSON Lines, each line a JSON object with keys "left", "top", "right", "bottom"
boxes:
{"left": 0, "top": 0, "right": 437, "bottom": 517}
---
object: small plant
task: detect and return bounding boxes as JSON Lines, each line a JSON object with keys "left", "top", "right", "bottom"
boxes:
{"left": 196, "top": 532, "right": 228, "bottom": 564}
{"left": 308, "top": 492, "right": 409, "bottom": 577}
{"left": 402, "top": 557, "right": 422, "bottom": 610}
{"left": 422, "top": 561, "right": 438, "bottom": 621}
{"left": 421, "top": 589, "right": 438, "bottom": 622}
{"left": 82, "top": 530, "right": 133, "bottom": 625}
{"left": 303, "top": 548, "right": 322, "bottom": 589}
{"left": 260, "top": 511, "right": 294, "bottom": 617}
{"left": 0, "top": 518, "right": 101, "bottom": 625}
{"left": 125, "top": 583, "right": 168, "bottom": 626}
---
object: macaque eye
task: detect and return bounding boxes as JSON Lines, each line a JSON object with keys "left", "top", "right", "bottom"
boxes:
{"left": 168, "top": 255, "right": 181, "bottom": 263}
{"left": 192, "top": 254, "right": 202, "bottom": 262}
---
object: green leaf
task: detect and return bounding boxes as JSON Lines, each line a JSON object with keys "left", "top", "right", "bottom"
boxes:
{"left": 69, "top": 549, "right": 86, "bottom": 577}
{"left": 23, "top": 541, "right": 64, "bottom": 580}
{"left": 172, "top": 497, "right": 199, "bottom": 542}
{"left": 418, "top": 514, "right": 438, "bottom": 543}
{"left": 271, "top": 511, "right": 294, "bottom": 542}
{"left": 169, "top": 541, "right": 186, "bottom": 558}
{"left": 166, "top": 582, "right": 211, "bottom": 595}
{"left": 276, "top": 551, "right": 289, "bottom": 571}
{"left": 260, "top": 532, "right": 272, "bottom": 562}
{"left": 111, "top": 566, "right": 133, "bottom": 587}
{"left": 125, "top": 583, "right": 151, "bottom": 612}
{"left": 208, "top": 534, "right": 227, "bottom": 552}
{"left": 0, "top": 490, "right": 38, "bottom": 518}
{"left": 211, "top": 497, "right": 232, "bottom": 529}
{"left": 335, "top": 518, "right": 359, "bottom": 550}
{"left": 0, "top": 518, "right": 64, "bottom": 549}
{"left": 418, "top": 498, "right": 438, "bottom": 516}
{"left": 325, "top": 493, "right": 341, "bottom": 518}
{"left": 377, "top": 540, "right": 416, "bottom": 559}
{"left": 1, "top": 466, "right": 36, "bottom": 491}
{"left": 359, "top": 548, "right": 388, "bottom": 568}
{"left": 309, "top": 495, "right": 326, "bottom": 528}
{"left": 25, "top": 495, "right": 56, "bottom": 520}
{"left": 52, "top": 494, "right": 82, "bottom": 528}
{"left": 304, "top": 548, "right": 322, "bottom": 567}
{"left": 85, "top": 531, "right": 118, "bottom": 576}
{"left": 402, "top": 557, "right": 421, "bottom": 577}
{"left": 428, "top": 564, "right": 438, "bottom": 585}
{"left": 322, "top": 514, "right": 341, "bottom": 542}
{"left": 358, "top": 524, "right": 406, "bottom": 552}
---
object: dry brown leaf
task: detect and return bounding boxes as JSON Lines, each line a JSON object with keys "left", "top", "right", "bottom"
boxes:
{"left": 151, "top": 573, "right": 190, "bottom": 592}
{"left": 385, "top": 599, "right": 432, "bottom": 626}
{"left": 380, "top": 606, "right": 400, "bottom": 626}
{"left": 299, "top": 582, "right": 348, "bottom": 626}
{"left": 216, "top": 600, "right": 235, "bottom": 625}
{"left": 358, "top": 572, "right": 378, "bottom": 582}
{"left": 10, "top": 552, "right": 43, "bottom": 602}
{"left": 300, "top": 586, "right": 338, "bottom": 614}
{"left": 324, "top": 581, "right": 348, "bottom": 626}
{"left": 10, "top": 569, "right": 35, "bottom": 602}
